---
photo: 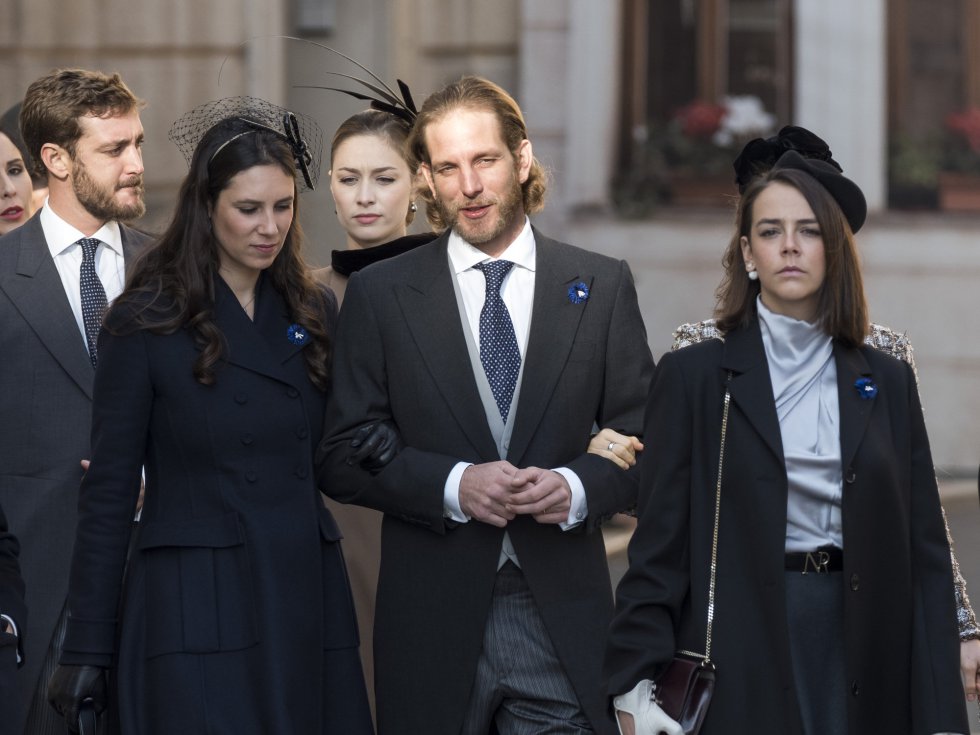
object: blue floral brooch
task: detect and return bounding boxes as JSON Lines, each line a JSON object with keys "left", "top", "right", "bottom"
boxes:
{"left": 854, "top": 377, "right": 877, "bottom": 400}
{"left": 286, "top": 324, "right": 308, "bottom": 345}
{"left": 567, "top": 281, "right": 590, "bottom": 304}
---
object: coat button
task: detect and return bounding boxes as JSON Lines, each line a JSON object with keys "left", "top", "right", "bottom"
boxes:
{"left": 286, "top": 387, "right": 299, "bottom": 399}
{"left": 851, "top": 680, "right": 860, "bottom": 696}
{"left": 245, "top": 470, "right": 257, "bottom": 483}
{"left": 295, "top": 466, "right": 309, "bottom": 479}
{"left": 850, "top": 573, "right": 860, "bottom": 591}
{"left": 845, "top": 468, "right": 856, "bottom": 484}
{"left": 240, "top": 433, "right": 254, "bottom": 446}
{"left": 296, "top": 426, "right": 308, "bottom": 439}
{"left": 235, "top": 392, "right": 248, "bottom": 404}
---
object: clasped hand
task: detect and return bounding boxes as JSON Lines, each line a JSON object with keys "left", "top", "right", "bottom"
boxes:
{"left": 459, "top": 461, "right": 571, "bottom": 527}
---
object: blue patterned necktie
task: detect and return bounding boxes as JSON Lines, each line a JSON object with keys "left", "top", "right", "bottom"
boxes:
{"left": 78, "top": 238, "right": 108, "bottom": 367}
{"left": 473, "top": 260, "right": 521, "bottom": 423}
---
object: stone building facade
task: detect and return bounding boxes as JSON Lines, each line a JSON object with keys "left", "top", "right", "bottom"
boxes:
{"left": 2, "top": 0, "right": 977, "bottom": 471}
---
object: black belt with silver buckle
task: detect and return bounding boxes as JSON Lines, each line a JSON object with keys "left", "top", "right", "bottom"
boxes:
{"left": 785, "top": 547, "right": 843, "bottom": 574}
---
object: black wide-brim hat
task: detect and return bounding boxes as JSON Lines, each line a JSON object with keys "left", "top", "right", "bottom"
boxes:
{"left": 772, "top": 150, "right": 867, "bottom": 234}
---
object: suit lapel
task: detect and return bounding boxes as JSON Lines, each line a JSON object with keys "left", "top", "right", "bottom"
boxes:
{"left": 394, "top": 235, "right": 499, "bottom": 461}
{"left": 721, "top": 321, "right": 785, "bottom": 465}
{"left": 0, "top": 217, "right": 95, "bottom": 398}
{"left": 835, "top": 343, "right": 874, "bottom": 473}
{"left": 214, "top": 273, "right": 302, "bottom": 384}
{"left": 507, "top": 233, "right": 590, "bottom": 462}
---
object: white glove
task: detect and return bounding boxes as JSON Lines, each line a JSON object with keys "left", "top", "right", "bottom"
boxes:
{"left": 613, "top": 679, "right": 684, "bottom": 735}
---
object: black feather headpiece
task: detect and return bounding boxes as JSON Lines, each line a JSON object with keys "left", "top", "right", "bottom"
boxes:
{"left": 286, "top": 37, "right": 418, "bottom": 125}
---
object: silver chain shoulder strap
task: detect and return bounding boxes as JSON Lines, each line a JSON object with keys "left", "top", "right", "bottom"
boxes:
{"left": 679, "top": 372, "right": 732, "bottom": 665}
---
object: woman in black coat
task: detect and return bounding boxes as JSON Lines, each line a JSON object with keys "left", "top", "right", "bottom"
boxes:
{"left": 47, "top": 98, "right": 376, "bottom": 734}
{"left": 604, "top": 151, "right": 969, "bottom": 734}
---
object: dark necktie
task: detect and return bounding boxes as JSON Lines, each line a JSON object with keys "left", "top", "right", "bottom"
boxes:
{"left": 473, "top": 260, "right": 521, "bottom": 423}
{"left": 78, "top": 238, "right": 108, "bottom": 367}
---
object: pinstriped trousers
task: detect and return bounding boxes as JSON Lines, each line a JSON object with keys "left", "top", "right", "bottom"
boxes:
{"left": 460, "top": 562, "right": 593, "bottom": 735}
{"left": 25, "top": 602, "right": 70, "bottom": 734}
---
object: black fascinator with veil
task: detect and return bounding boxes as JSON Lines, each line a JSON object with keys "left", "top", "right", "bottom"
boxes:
{"left": 168, "top": 96, "right": 324, "bottom": 190}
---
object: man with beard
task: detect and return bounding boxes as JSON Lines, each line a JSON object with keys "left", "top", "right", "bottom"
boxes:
{"left": 0, "top": 68, "right": 150, "bottom": 734}
{"left": 319, "top": 76, "right": 653, "bottom": 734}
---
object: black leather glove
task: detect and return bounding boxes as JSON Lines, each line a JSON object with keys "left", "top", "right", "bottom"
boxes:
{"left": 48, "top": 664, "right": 107, "bottom": 733}
{"left": 347, "top": 420, "right": 403, "bottom": 471}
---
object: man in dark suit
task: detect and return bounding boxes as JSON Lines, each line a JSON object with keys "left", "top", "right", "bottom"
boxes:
{"left": 0, "top": 500, "right": 27, "bottom": 726}
{"left": 0, "top": 68, "right": 150, "bottom": 734}
{"left": 319, "top": 76, "right": 654, "bottom": 734}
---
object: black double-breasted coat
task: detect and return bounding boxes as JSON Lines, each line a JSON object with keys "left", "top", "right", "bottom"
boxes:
{"left": 604, "top": 319, "right": 968, "bottom": 735}
{"left": 60, "top": 274, "right": 371, "bottom": 734}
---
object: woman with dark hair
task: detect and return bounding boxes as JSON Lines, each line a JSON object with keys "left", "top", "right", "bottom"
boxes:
{"left": 0, "top": 103, "right": 36, "bottom": 235}
{"left": 47, "top": 97, "right": 373, "bottom": 734}
{"left": 605, "top": 151, "right": 969, "bottom": 734}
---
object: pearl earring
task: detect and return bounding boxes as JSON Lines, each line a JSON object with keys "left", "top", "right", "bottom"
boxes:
{"left": 409, "top": 201, "right": 418, "bottom": 213}
{"left": 747, "top": 269, "right": 758, "bottom": 281}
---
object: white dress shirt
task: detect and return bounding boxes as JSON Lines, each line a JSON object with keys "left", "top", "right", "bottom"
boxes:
{"left": 40, "top": 200, "right": 127, "bottom": 341}
{"left": 441, "top": 218, "right": 588, "bottom": 530}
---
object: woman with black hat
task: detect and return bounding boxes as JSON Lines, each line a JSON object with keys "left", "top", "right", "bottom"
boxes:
{"left": 604, "top": 150, "right": 969, "bottom": 734}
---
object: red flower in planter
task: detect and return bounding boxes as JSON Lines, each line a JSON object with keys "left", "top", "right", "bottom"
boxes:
{"left": 945, "top": 108, "right": 980, "bottom": 154}
{"left": 674, "top": 100, "right": 727, "bottom": 139}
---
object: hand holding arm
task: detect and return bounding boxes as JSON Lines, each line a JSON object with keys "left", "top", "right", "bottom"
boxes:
{"left": 347, "top": 420, "right": 403, "bottom": 471}
{"left": 589, "top": 428, "right": 644, "bottom": 470}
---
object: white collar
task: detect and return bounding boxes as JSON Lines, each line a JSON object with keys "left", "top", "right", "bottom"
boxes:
{"left": 447, "top": 216, "right": 536, "bottom": 274}
{"left": 40, "top": 201, "right": 124, "bottom": 258}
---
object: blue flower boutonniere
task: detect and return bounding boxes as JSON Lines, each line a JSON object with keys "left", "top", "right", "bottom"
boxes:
{"left": 567, "top": 281, "right": 590, "bottom": 305}
{"left": 287, "top": 324, "right": 308, "bottom": 345}
{"left": 854, "top": 377, "right": 877, "bottom": 400}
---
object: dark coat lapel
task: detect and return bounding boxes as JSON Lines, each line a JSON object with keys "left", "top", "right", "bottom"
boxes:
{"left": 720, "top": 320, "right": 784, "bottom": 464}
{"left": 834, "top": 342, "right": 874, "bottom": 473}
{"left": 393, "top": 234, "right": 499, "bottom": 461}
{"left": 1, "top": 216, "right": 95, "bottom": 398}
{"left": 213, "top": 273, "right": 303, "bottom": 384}
{"left": 507, "top": 232, "right": 590, "bottom": 463}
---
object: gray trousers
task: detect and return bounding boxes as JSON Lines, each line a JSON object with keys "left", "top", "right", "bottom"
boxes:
{"left": 785, "top": 570, "right": 847, "bottom": 735}
{"left": 461, "top": 562, "right": 592, "bottom": 735}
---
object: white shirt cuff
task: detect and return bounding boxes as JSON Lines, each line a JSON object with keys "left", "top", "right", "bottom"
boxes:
{"left": 443, "top": 462, "right": 472, "bottom": 522}
{"left": 1, "top": 614, "right": 20, "bottom": 663}
{"left": 552, "top": 467, "right": 587, "bottom": 530}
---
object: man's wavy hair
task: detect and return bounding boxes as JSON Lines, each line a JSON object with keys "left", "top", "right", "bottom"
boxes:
{"left": 110, "top": 118, "right": 331, "bottom": 389}
{"left": 20, "top": 68, "right": 144, "bottom": 179}
{"left": 407, "top": 76, "right": 548, "bottom": 230}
